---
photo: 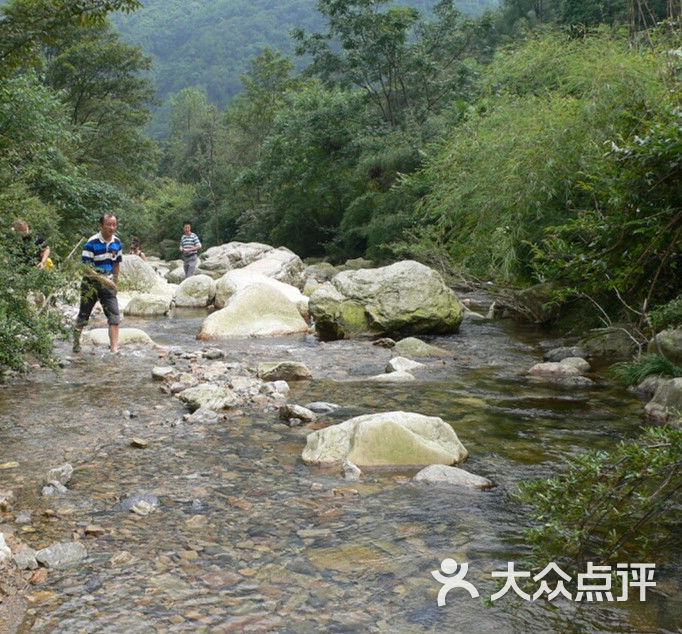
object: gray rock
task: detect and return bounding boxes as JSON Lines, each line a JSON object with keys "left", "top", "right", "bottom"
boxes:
{"left": 385, "top": 357, "right": 426, "bottom": 373}
{"left": 13, "top": 545, "right": 38, "bottom": 570}
{"left": 258, "top": 361, "right": 312, "bottom": 382}
{"left": 130, "top": 500, "right": 155, "bottom": 516}
{"left": 123, "top": 293, "right": 172, "bottom": 317}
{"left": 559, "top": 357, "right": 591, "bottom": 372}
{"left": 305, "top": 402, "right": 341, "bottom": 414}
{"left": 43, "top": 481, "right": 68, "bottom": 495}
{"left": 413, "top": 464, "right": 494, "bottom": 490}
{"left": 394, "top": 337, "right": 450, "bottom": 358}
{"left": 272, "top": 380, "right": 290, "bottom": 395}
{"left": 177, "top": 384, "right": 237, "bottom": 411}
{"left": 303, "top": 411, "right": 468, "bottom": 467}
{"left": 632, "top": 375, "right": 669, "bottom": 399}
{"left": 644, "top": 378, "right": 682, "bottom": 422}
{"left": 183, "top": 408, "right": 220, "bottom": 424}
{"left": 151, "top": 366, "right": 175, "bottom": 381}
{"left": 0, "top": 533, "right": 11, "bottom": 565}
{"left": 648, "top": 328, "right": 682, "bottom": 364}
{"left": 527, "top": 357, "right": 589, "bottom": 377}
{"left": 342, "top": 460, "right": 362, "bottom": 481}
{"left": 35, "top": 541, "right": 87, "bottom": 569}
{"left": 544, "top": 346, "right": 588, "bottom": 362}
{"left": 202, "top": 348, "right": 225, "bottom": 360}
{"left": 45, "top": 463, "right": 73, "bottom": 486}
{"left": 366, "top": 370, "right": 416, "bottom": 383}
{"left": 0, "top": 488, "right": 14, "bottom": 512}
{"left": 579, "top": 327, "right": 638, "bottom": 358}
{"left": 280, "top": 404, "right": 317, "bottom": 424}
{"left": 173, "top": 274, "right": 217, "bottom": 308}
{"left": 15, "top": 510, "right": 32, "bottom": 524}
{"left": 113, "top": 492, "right": 159, "bottom": 512}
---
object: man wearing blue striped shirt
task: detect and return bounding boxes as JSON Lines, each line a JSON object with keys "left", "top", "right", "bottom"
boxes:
{"left": 73, "top": 213, "right": 123, "bottom": 353}
{"left": 180, "top": 221, "right": 202, "bottom": 278}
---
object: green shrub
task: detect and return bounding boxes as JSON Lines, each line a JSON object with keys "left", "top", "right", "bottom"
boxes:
{"left": 519, "top": 425, "right": 682, "bottom": 569}
{"left": 611, "top": 354, "right": 682, "bottom": 386}
{"left": 650, "top": 295, "right": 682, "bottom": 331}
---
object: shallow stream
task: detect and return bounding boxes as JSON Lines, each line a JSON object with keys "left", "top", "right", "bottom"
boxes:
{"left": 0, "top": 307, "right": 680, "bottom": 633}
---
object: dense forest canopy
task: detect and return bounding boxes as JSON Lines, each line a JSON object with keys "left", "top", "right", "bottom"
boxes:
{"left": 111, "top": 0, "right": 498, "bottom": 134}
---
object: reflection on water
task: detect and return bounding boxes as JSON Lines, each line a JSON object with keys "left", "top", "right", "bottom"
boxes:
{"left": 0, "top": 310, "right": 679, "bottom": 632}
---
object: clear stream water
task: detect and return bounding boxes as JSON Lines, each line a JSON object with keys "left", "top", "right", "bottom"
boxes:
{"left": 0, "top": 308, "right": 680, "bottom": 633}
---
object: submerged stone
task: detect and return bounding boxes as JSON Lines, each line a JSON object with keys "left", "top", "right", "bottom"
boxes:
{"left": 35, "top": 542, "right": 87, "bottom": 569}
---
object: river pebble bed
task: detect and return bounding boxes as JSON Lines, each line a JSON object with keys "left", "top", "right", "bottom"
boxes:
{"left": 0, "top": 306, "right": 680, "bottom": 633}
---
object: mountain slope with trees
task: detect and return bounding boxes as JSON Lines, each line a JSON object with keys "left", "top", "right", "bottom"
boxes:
{"left": 112, "top": 0, "right": 498, "bottom": 121}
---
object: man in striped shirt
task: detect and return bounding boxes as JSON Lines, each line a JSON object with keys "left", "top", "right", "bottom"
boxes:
{"left": 73, "top": 213, "right": 123, "bottom": 353}
{"left": 180, "top": 221, "right": 202, "bottom": 278}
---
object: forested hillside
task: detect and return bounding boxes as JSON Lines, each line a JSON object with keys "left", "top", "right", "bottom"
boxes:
{"left": 113, "top": 0, "right": 497, "bottom": 119}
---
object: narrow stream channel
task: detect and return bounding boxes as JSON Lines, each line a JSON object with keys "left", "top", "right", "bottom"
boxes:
{"left": 0, "top": 308, "right": 679, "bottom": 632}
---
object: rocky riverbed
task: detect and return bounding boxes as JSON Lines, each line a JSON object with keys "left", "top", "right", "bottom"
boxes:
{"left": 1, "top": 301, "right": 679, "bottom": 633}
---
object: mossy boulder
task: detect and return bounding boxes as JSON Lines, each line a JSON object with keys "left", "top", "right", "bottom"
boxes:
{"left": 644, "top": 378, "right": 682, "bottom": 423}
{"left": 648, "top": 328, "right": 682, "bottom": 365}
{"left": 198, "top": 283, "right": 309, "bottom": 339}
{"left": 173, "top": 274, "right": 216, "bottom": 308}
{"left": 580, "top": 327, "right": 638, "bottom": 358}
{"left": 124, "top": 293, "right": 172, "bottom": 317}
{"left": 309, "top": 260, "right": 463, "bottom": 340}
{"left": 302, "top": 411, "right": 468, "bottom": 467}
{"left": 394, "top": 337, "right": 450, "bottom": 358}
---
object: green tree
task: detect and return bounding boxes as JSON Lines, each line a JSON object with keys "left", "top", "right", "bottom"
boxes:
{"left": 245, "top": 84, "right": 367, "bottom": 255}
{"left": 0, "top": 0, "right": 141, "bottom": 75}
{"left": 397, "top": 31, "right": 665, "bottom": 281}
{"left": 44, "top": 21, "right": 158, "bottom": 187}
{"left": 293, "top": 0, "right": 489, "bottom": 126}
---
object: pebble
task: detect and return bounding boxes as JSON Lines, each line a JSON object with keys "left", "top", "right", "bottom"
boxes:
{"left": 130, "top": 438, "right": 149, "bottom": 449}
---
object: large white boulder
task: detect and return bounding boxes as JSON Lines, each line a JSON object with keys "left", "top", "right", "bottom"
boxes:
{"left": 241, "top": 248, "right": 305, "bottom": 287}
{"left": 196, "top": 242, "right": 305, "bottom": 286}
{"left": 165, "top": 265, "right": 185, "bottom": 284}
{"left": 118, "top": 255, "right": 163, "bottom": 293}
{"left": 198, "top": 283, "right": 309, "bottom": 339}
{"left": 214, "top": 269, "right": 309, "bottom": 317}
{"left": 83, "top": 327, "right": 154, "bottom": 347}
{"left": 124, "top": 293, "right": 172, "bottom": 317}
{"left": 173, "top": 274, "right": 216, "bottom": 308}
{"left": 309, "top": 260, "right": 463, "bottom": 340}
{"left": 302, "top": 411, "right": 468, "bottom": 467}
